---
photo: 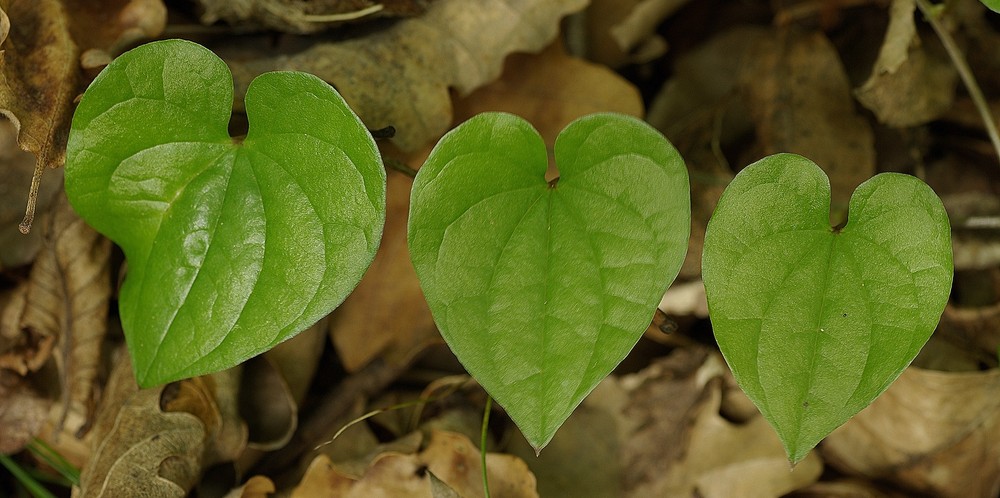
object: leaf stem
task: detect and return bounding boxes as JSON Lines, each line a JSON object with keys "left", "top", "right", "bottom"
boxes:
{"left": 0, "top": 454, "right": 58, "bottom": 498}
{"left": 480, "top": 396, "right": 492, "bottom": 498}
{"left": 915, "top": 0, "right": 1000, "bottom": 165}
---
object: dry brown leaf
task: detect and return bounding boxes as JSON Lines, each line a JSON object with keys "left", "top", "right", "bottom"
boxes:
{"left": 0, "top": 0, "right": 165, "bottom": 232}
{"left": 453, "top": 39, "right": 644, "bottom": 169}
{"left": 292, "top": 430, "right": 538, "bottom": 498}
{"left": 226, "top": 0, "right": 588, "bottom": 151}
{"left": 648, "top": 27, "right": 762, "bottom": 278}
{"left": 741, "top": 28, "right": 875, "bottom": 210}
{"left": 585, "top": 347, "right": 823, "bottom": 497}
{"left": 0, "top": 119, "right": 62, "bottom": 268}
{"left": 855, "top": 0, "right": 957, "bottom": 126}
{"left": 0, "top": 368, "right": 50, "bottom": 453}
{"left": 331, "top": 170, "right": 440, "bottom": 372}
{"left": 74, "top": 355, "right": 207, "bottom": 498}
{"left": 196, "top": 0, "right": 428, "bottom": 33}
{"left": 822, "top": 367, "right": 1000, "bottom": 498}
{"left": 14, "top": 193, "right": 111, "bottom": 435}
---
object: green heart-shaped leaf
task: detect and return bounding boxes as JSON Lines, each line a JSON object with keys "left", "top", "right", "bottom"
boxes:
{"left": 408, "top": 112, "right": 690, "bottom": 451}
{"left": 65, "top": 40, "right": 386, "bottom": 387}
{"left": 981, "top": 0, "right": 1000, "bottom": 14}
{"left": 702, "top": 153, "right": 952, "bottom": 463}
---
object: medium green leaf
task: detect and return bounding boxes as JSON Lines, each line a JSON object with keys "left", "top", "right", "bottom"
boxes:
{"left": 408, "top": 112, "right": 690, "bottom": 451}
{"left": 981, "top": 0, "right": 1000, "bottom": 13}
{"left": 64, "top": 40, "right": 386, "bottom": 387}
{"left": 702, "top": 153, "right": 952, "bottom": 463}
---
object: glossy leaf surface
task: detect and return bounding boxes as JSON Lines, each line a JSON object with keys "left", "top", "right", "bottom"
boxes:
{"left": 65, "top": 40, "right": 386, "bottom": 387}
{"left": 702, "top": 153, "right": 952, "bottom": 463}
{"left": 409, "top": 112, "right": 690, "bottom": 451}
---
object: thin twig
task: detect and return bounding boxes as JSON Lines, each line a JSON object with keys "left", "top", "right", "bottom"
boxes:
{"left": 18, "top": 158, "right": 44, "bottom": 234}
{"left": 915, "top": 0, "right": 1000, "bottom": 165}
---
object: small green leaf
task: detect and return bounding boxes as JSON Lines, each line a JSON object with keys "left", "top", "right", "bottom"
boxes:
{"left": 981, "top": 0, "right": 1000, "bottom": 14}
{"left": 65, "top": 40, "right": 386, "bottom": 387}
{"left": 702, "top": 153, "right": 952, "bottom": 463}
{"left": 408, "top": 112, "right": 690, "bottom": 451}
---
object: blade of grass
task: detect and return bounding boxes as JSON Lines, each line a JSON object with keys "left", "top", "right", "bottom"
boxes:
{"left": 0, "top": 454, "right": 57, "bottom": 498}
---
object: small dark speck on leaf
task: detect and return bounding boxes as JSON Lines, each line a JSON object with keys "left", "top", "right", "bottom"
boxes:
{"left": 415, "top": 464, "right": 428, "bottom": 477}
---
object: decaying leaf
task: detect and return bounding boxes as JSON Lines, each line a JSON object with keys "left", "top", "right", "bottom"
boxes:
{"left": 19, "top": 193, "right": 111, "bottom": 435}
{"left": 196, "top": 0, "right": 428, "bottom": 33}
{"left": 741, "top": 28, "right": 875, "bottom": 211}
{"left": 855, "top": 0, "right": 957, "bottom": 126}
{"left": 0, "top": 0, "right": 165, "bottom": 232}
{"left": 74, "top": 355, "right": 207, "bottom": 497}
{"left": 292, "top": 430, "right": 538, "bottom": 498}
{"left": 0, "top": 368, "right": 50, "bottom": 453}
{"left": 584, "top": 347, "right": 823, "bottom": 497}
{"left": 239, "top": 355, "right": 297, "bottom": 451}
{"left": 823, "top": 367, "right": 1000, "bottom": 497}
{"left": 331, "top": 170, "right": 440, "bottom": 372}
{"left": 264, "top": 318, "right": 327, "bottom": 403}
{"left": 226, "top": 0, "right": 588, "bottom": 151}
{"left": 608, "top": 0, "right": 690, "bottom": 64}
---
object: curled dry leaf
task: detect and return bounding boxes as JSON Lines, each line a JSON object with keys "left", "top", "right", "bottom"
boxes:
{"left": 196, "top": 0, "right": 428, "bottom": 33}
{"left": 264, "top": 318, "right": 327, "bottom": 403}
{"left": 75, "top": 356, "right": 207, "bottom": 497}
{"left": 854, "top": 0, "right": 957, "bottom": 126}
{"left": 741, "top": 28, "right": 875, "bottom": 211}
{"left": 292, "top": 430, "right": 538, "bottom": 498}
{"left": 0, "top": 0, "right": 165, "bottom": 232}
{"left": 18, "top": 193, "right": 111, "bottom": 435}
{"left": 239, "top": 355, "right": 297, "bottom": 451}
{"left": 226, "top": 0, "right": 588, "bottom": 151}
{"left": 823, "top": 367, "right": 1000, "bottom": 498}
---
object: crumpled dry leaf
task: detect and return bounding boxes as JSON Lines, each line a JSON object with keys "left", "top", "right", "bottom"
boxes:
{"left": 331, "top": 170, "right": 440, "bottom": 372}
{"left": 823, "top": 367, "right": 1000, "bottom": 498}
{"left": 13, "top": 193, "right": 111, "bottom": 435}
{"left": 585, "top": 347, "right": 823, "bottom": 497}
{"left": 292, "top": 430, "right": 538, "bottom": 498}
{"left": 0, "top": 0, "right": 165, "bottom": 232}
{"left": 226, "top": 0, "right": 588, "bottom": 151}
{"left": 74, "top": 355, "right": 207, "bottom": 497}
{"left": 264, "top": 318, "right": 327, "bottom": 403}
{"left": 197, "top": 0, "right": 428, "bottom": 33}
{"left": 854, "top": 0, "right": 957, "bottom": 126}
{"left": 0, "top": 368, "right": 50, "bottom": 453}
{"left": 741, "top": 28, "right": 875, "bottom": 210}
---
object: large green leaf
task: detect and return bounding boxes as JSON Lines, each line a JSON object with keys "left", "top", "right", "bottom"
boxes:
{"left": 64, "top": 40, "right": 386, "bottom": 387}
{"left": 981, "top": 0, "right": 1000, "bottom": 14}
{"left": 702, "top": 153, "right": 952, "bottom": 463}
{"left": 408, "top": 112, "right": 690, "bottom": 451}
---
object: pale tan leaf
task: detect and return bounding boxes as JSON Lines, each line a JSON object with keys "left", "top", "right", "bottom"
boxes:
{"left": 823, "top": 367, "right": 1000, "bottom": 498}
{"left": 227, "top": 0, "right": 588, "bottom": 151}
{"left": 855, "top": 0, "right": 957, "bottom": 126}
{"left": 222, "top": 475, "right": 277, "bottom": 498}
{"left": 196, "top": 0, "right": 427, "bottom": 33}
